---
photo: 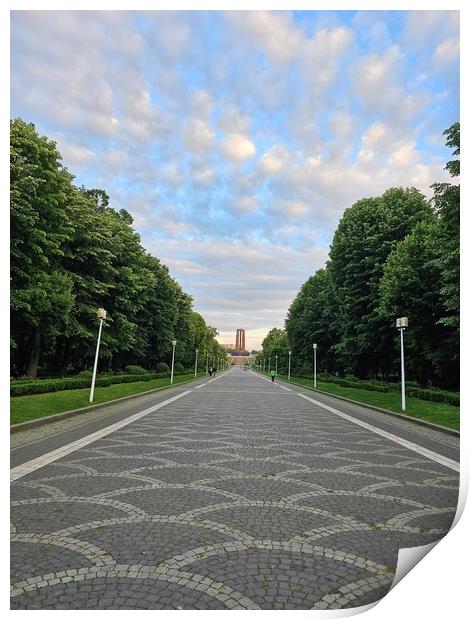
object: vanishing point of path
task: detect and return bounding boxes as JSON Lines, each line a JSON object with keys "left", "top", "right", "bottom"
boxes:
{"left": 10, "top": 369, "right": 460, "bottom": 610}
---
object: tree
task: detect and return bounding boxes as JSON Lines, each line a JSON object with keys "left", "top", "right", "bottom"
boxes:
{"left": 328, "top": 187, "right": 433, "bottom": 377}
{"left": 10, "top": 119, "right": 225, "bottom": 378}
{"left": 285, "top": 266, "right": 340, "bottom": 375}
{"left": 10, "top": 119, "right": 75, "bottom": 377}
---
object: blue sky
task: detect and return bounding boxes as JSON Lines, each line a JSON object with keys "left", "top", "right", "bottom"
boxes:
{"left": 10, "top": 10, "right": 459, "bottom": 348}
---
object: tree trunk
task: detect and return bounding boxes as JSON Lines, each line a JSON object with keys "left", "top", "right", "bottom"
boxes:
{"left": 25, "top": 327, "right": 41, "bottom": 379}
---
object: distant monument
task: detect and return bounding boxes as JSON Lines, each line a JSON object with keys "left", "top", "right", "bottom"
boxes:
{"left": 234, "top": 329, "right": 248, "bottom": 355}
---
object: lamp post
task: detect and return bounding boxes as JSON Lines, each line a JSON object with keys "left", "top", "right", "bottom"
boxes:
{"left": 89, "top": 308, "right": 107, "bottom": 403}
{"left": 170, "top": 339, "right": 177, "bottom": 384}
{"left": 194, "top": 348, "right": 199, "bottom": 378}
{"left": 313, "top": 343, "right": 317, "bottom": 389}
{"left": 396, "top": 317, "right": 408, "bottom": 411}
{"left": 288, "top": 350, "right": 292, "bottom": 381}
{"left": 206, "top": 353, "right": 209, "bottom": 375}
{"left": 275, "top": 355, "right": 278, "bottom": 374}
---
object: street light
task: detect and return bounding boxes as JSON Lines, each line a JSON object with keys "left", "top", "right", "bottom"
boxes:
{"left": 288, "top": 351, "right": 292, "bottom": 381}
{"left": 275, "top": 355, "right": 278, "bottom": 374}
{"left": 313, "top": 343, "right": 317, "bottom": 389}
{"left": 170, "top": 339, "right": 177, "bottom": 384}
{"left": 194, "top": 348, "right": 199, "bottom": 378}
{"left": 396, "top": 317, "right": 408, "bottom": 411}
{"left": 89, "top": 308, "right": 107, "bottom": 403}
{"left": 206, "top": 353, "right": 209, "bottom": 375}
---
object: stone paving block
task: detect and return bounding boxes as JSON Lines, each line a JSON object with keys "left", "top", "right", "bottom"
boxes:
{"left": 10, "top": 371, "right": 459, "bottom": 610}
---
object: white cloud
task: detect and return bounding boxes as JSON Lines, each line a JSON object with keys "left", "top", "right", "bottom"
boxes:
{"left": 227, "top": 11, "right": 302, "bottom": 64}
{"left": 55, "top": 138, "right": 94, "bottom": 166}
{"left": 258, "top": 145, "right": 289, "bottom": 175}
{"left": 434, "top": 37, "right": 460, "bottom": 65}
{"left": 183, "top": 118, "right": 216, "bottom": 154}
{"left": 220, "top": 133, "right": 256, "bottom": 163}
{"left": 233, "top": 196, "right": 260, "bottom": 214}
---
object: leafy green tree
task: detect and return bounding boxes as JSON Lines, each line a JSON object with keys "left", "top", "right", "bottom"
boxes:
{"left": 10, "top": 119, "right": 226, "bottom": 378}
{"left": 328, "top": 187, "right": 433, "bottom": 377}
{"left": 257, "top": 328, "right": 290, "bottom": 373}
{"left": 10, "top": 119, "right": 75, "bottom": 377}
{"left": 285, "top": 266, "right": 340, "bottom": 375}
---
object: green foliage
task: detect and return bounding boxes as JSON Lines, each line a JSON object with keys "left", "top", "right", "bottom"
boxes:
{"left": 155, "top": 362, "right": 170, "bottom": 373}
{"left": 77, "top": 370, "right": 93, "bottom": 379}
{"left": 281, "top": 123, "right": 459, "bottom": 389}
{"left": 256, "top": 328, "right": 290, "bottom": 373}
{"left": 407, "top": 388, "right": 459, "bottom": 406}
{"left": 10, "top": 119, "right": 223, "bottom": 379}
{"left": 174, "top": 362, "right": 185, "bottom": 374}
{"left": 124, "top": 365, "right": 147, "bottom": 375}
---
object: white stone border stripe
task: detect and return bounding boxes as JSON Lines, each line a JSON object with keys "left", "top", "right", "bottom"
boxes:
{"left": 296, "top": 393, "right": 459, "bottom": 473}
{"left": 10, "top": 391, "right": 192, "bottom": 482}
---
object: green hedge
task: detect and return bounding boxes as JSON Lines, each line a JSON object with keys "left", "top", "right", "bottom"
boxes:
{"left": 124, "top": 365, "right": 147, "bottom": 375}
{"left": 10, "top": 371, "right": 179, "bottom": 397}
{"left": 318, "top": 375, "right": 389, "bottom": 392}
{"left": 407, "top": 388, "right": 459, "bottom": 406}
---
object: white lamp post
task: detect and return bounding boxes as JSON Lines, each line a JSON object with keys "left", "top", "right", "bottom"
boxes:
{"left": 275, "top": 355, "right": 278, "bottom": 374}
{"left": 396, "top": 317, "right": 408, "bottom": 411}
{"left": 194, "top": 348, "right": 199, "bottom": 378}
{"left": 288, "top": 351, "right": 292, "bottom": 380}
{"left": 170, "top": 339, "right": 177, "bottom": 384}
{"left": 89, "top": 308, "right": 107, "bottom": 403}
{"left": 313, "top": 343, "right": 317, "bottom": 389}
{"left": 206, "top": 353, "right": 209, "bottom": 375}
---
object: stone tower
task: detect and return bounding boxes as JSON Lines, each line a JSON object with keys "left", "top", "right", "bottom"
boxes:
{"left": 235, "top": 329, "right": 246, "bottom": 352}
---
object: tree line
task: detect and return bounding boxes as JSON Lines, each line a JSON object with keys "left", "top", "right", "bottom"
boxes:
{"left": 257, "top": 124, "right": 459, "bottom": 389}
{"left": 10, "top": 119, "right": 227, "bottom": 379}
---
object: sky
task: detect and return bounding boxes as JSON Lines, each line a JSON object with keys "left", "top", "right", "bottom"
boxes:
{"left": 10, "top": 10, "right": 460, "bottom": 349}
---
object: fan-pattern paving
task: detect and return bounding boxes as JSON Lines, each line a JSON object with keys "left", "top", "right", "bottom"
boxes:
{"left": 10, "top": 371, "right": 459, "bottom": 609}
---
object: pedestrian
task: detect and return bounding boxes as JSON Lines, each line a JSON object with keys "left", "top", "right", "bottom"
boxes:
{"left": 209, "top": 367, "right": 213, "bottom": 377}
{"left": 270, "top": 369, "right": 276, "bottom": 382}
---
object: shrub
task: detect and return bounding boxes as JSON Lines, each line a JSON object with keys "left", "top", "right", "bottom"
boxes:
{"left": 156, "top": 362, "right": 170, "bottom": 373}
{"left": 407, "top": 388, "right": 459, "bottom": 406}
{"left": 125, "top": 365, "right": 147, "bottom": 375}
{"left": 10, "top": 372, "right": 160, "bottom": 397}
{"left": 174, "top": 362, "right": 185, "bottom": 374}
{"left": 77, "top": 370, "right": 93, "bottom": 379}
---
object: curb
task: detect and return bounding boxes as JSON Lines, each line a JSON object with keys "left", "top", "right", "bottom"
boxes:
{"left": 258, "top": 373, "right": 459, "bottom": 437}
{"left": 10, "top": 373, "right": 212, "bottom": 434}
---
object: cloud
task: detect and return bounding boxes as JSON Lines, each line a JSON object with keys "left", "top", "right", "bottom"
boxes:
{"left": 233, "top": 196, "right": 260, "bottom": 214}
{"left": 183, "top": 118, "right": 216, "bottom": 154}
{"left": 10, "top": 10, "right": 458, "bottom": 349}
{"left": 220, "top": 133, "right": 256, "bottom": 162}
{"left": 258, "top": 145, "right": 289, "bottom": 175}
{"left": 434, "top": 37, "right": 460, "bottom": 65}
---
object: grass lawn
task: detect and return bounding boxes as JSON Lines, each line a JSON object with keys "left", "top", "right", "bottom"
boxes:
{"left": 266, "top": 373, "right": 460, "bottom": 431}
{"left": 10, "top": 372, "right": 208, "bottom": 426}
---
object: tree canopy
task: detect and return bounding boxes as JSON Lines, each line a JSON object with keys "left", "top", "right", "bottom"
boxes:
{"left": 259, "top": 123, "right": 459, "bottom": 388}
{"left": 10, "top": 119, "right": 226, "bottom": 378}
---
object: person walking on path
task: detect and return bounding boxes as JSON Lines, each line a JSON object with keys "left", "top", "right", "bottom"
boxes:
{"left": 270, "top": 369, "right": 276, "bottom": 382}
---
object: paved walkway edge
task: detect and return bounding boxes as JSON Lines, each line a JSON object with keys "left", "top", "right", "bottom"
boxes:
{"left": 10, "top": 374, "right": 214, "bottom": 434}
{"left": 266, "top": 375, "right": 459, "bottom": 438}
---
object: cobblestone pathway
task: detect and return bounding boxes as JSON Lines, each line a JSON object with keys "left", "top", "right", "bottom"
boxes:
{"left": 10, "top": 370, "right": 459, "bottom": 609}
